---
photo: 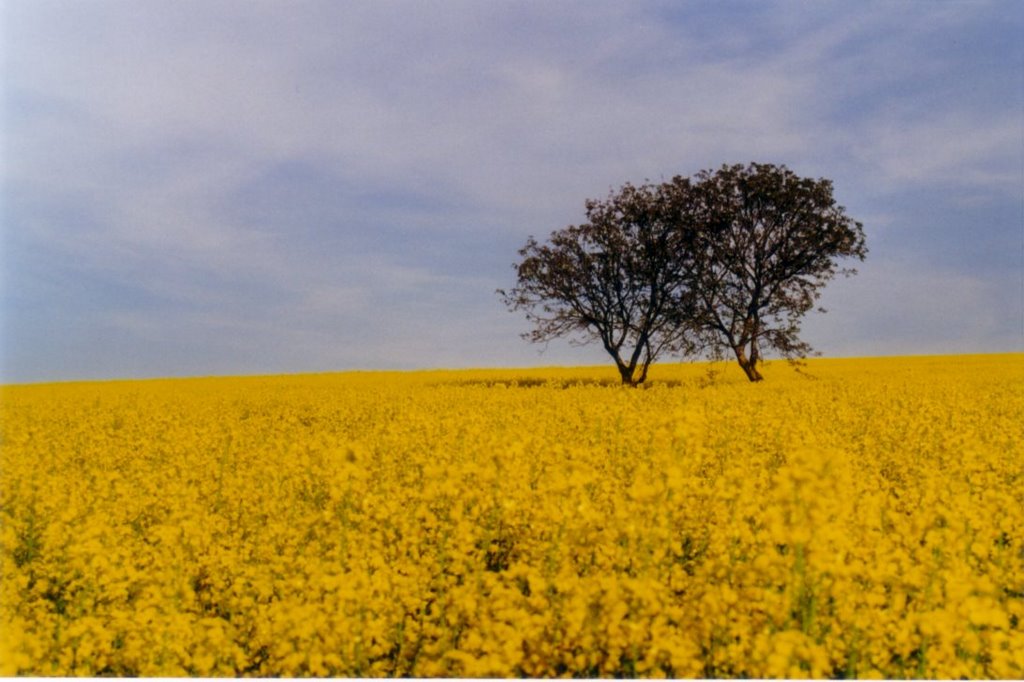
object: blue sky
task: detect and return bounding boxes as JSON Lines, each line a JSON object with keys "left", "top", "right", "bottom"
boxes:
{"left": 2, "top": 0, "right": 1022, "bottom": 383}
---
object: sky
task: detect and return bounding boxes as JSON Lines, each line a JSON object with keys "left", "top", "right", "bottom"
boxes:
{"left": 2, "top": 0, "right": 1022, "bottom": 383}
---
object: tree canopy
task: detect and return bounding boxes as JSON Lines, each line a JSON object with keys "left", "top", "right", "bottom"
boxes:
{"left": 498, "top": 182, "right": 698, "bottom": 386}
{"left": 687, "top": 163, "right": 867, "bottom": 381}
{"left": 501, "top": 163, "right": 867, "bottom": 383}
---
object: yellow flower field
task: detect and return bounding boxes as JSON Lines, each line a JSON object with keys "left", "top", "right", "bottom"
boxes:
{"left": 1, "top": 354, "right": 1022, "bottom": 677}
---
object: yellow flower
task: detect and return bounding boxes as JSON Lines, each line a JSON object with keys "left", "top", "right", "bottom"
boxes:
{"left": 0, "top": 354, "right": 1020, "bottom": 677}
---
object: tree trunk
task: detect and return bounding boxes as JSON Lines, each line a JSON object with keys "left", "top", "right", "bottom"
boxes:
{"left": 733, "top": 345, "right": 764, "bottom": 382}
{"left": 617, "top": 363, "right": 639, "bottom": 386}
{"left": 741, "top": 361, "right": 764, "bottom": 382}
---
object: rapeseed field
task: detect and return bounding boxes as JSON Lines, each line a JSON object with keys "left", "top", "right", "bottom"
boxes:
{"left": 1, "top": 354, "right": 1022, "bottom": 678}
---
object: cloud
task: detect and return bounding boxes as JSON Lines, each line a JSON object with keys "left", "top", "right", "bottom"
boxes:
{"left": 2, "top": 1, "right": 1021, "bottom": 381}
{"left": 852, "top": 113, "right": 1022, "bottom": 192}
{"left": 803, "top": 258, "right": 1023, "bottom": 357}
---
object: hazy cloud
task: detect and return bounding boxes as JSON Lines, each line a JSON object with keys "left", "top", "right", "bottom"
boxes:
{"left": 2, "top": 0, "right": 1021, "bottom": 382}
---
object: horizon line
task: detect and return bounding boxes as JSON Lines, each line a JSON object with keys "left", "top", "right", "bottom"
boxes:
{"left": 3, "top": 350, "right": 1021, "bottom": 388}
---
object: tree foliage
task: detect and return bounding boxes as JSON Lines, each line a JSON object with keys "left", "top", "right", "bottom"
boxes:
{"left": 501, "top": 163, "right": 867, "bottom": 384}
{"left": 688, "top": 163, "right": 867, "bottom": 381}
{"left": 498, "top": 182, "right": 698, "bottom": 385}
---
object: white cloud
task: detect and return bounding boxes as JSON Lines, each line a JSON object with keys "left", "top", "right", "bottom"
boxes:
{"left": 803, "top": 259, "right": 1023, "bottom": 357}
{"left": 851, "top": 113, "right": 1022, "bottom": 192}
{"left": 2, "top": 1, "right": 1021, "bottom": 380}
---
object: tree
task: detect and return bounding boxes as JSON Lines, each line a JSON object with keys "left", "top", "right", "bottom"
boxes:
{"left": 499, "top": 182, "right": 699, "bottom": 386}
{"left": 685, "top": 163, "right": 867, "bottom": 382}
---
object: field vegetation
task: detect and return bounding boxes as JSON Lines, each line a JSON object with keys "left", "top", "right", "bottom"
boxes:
{"left": 1, "top": 355, "right": 1022, "bottom": 677}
